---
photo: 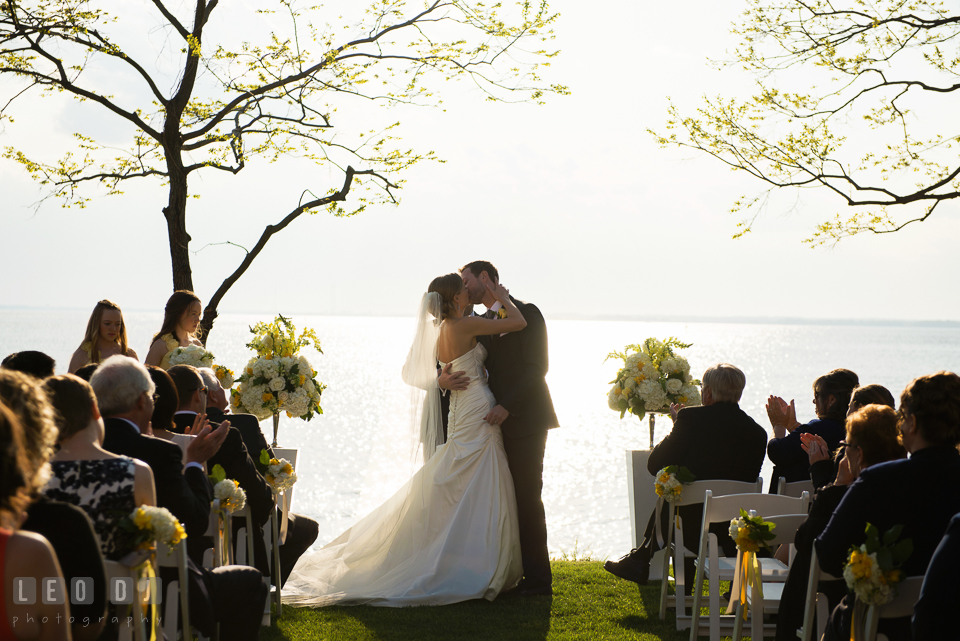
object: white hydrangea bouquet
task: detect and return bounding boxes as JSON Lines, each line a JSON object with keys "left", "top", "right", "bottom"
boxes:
{"left": 213, "top": 364, "right": 235, "bottom": 389}
{"left": 606, "top": 337, "right": 702, "bottom": 419}
{"left": 168, "top": 344, "right": 216, "bottom": 369}
{"left": 232, "top": 315, "right": 326, "bottom": 445}
{"left": 212, "top": 476, "right": 246, "bottom": 514}
{"left": 844, "top": 522, "right": 912, "bottom": 606}
{"left": 258, "top": 449, "right": 298, "bottom": 494}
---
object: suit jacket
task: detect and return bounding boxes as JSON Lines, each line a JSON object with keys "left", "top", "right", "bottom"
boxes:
{"left": 767, "top": 417, "right": 845, "bottom": 489}
{"left": 913, "top": 512, "right": 960, "bottom": 641}
{"left": 101, "top": 417, "right": 213, "bottom": 564}
{"left": 205, "top": 407, "right": 275, "bottom": 461}
{"left": 478, "top": 297, "right": 558, "bottom": 438}
{"left": 647, "top": 402, "right": 768, "bottom": 554}
{"left": 816, "top": 445, "right": 960, "bottom": 578}
{"left": 172, "top": 412, "right": 274, "bottom": 528}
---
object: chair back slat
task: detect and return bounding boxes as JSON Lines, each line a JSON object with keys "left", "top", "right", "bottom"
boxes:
{"left": 777, "top": 477, "right": 815, "bottom": 499}
{"left": 862, "top": 576, "right": 925, "bottom": 640}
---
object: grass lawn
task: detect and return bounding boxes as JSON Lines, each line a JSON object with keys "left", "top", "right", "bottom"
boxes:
{"left": 258, "top": 561, "right": 700, "bottom": 641}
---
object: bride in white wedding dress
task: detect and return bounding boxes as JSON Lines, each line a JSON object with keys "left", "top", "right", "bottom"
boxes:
{"left": 282, "top": 273, "right": 527, "bottom": 606}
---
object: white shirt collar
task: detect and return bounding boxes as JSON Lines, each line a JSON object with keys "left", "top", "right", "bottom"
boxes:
{"left": 488, "top": 301, "right": 502, "bottom": 314}
{"left": 115, "top": 417, "right": 142, "bottom": 435}
{"left": 174, "top": 410, "right": 198, "bottom": 417}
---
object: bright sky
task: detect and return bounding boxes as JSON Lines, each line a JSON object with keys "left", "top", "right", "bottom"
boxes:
{"left": 2, "top": 0, "right": 958, "bottom": 322}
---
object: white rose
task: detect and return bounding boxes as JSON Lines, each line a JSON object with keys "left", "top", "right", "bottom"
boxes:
{"left": 666, "top": 378, "right": 683, "bottom": 394}
{"left": 608, "top": 388, "right": 621, "bottom": 410}
{"left": 661, "top": 358, "right": 680, "bottom": 375}
{"left": 641, "top": 364, "right": 659, "bottom": 382}
{"left": 268, "top": 376, "right": 285, "bottom": 392}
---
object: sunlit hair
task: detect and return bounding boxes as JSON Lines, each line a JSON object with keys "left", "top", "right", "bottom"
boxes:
{"left": 899, "top": 371, "right": 960, "bottom": 448}
{"left": 0, "top": 369, "right": 57, "bottom": 493}
{"left": 81, "top": 299, "right": 129, "bottom": 365}
{"left": 813, "top": 368, "right": 859, "bottom": 421}
{"left": 846, "top": 404, "right": 907, "bottom": 468}
{"left": 428, "top": 273, "right": 464, "bottom": 320}
{"left": 167, "top": 365, "right": 203, "bottom": 411}
{"left": 460, "top": 260, "right": 499, "bottom": 284}
{"left": 90, "top": 355, "right": 155, "bottom": 417}
{"left": 0, "top": 401, "right": 31, "bottom": 528}
{"left": 701, "top": 363, "right": 746, "bottom": 403}
{"left": 42, "top": 375, "right": 97, "bottom": 442}
{"left": 850, "top": 384, "right": 896, "bottom": 410}
{"left": 147, "top": 366, "right": 179, "bottom": 433}
{"left": 152, "top": 290, "right": 203, "bottom": 345}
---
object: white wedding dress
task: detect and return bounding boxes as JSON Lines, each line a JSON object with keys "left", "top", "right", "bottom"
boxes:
{"left": 282, "top": 342, "right": 522, "bottom": 606}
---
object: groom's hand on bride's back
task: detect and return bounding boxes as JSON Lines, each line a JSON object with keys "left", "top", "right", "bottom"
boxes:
{"left": 438, "top": 363, "right": 469, "bottom": 391}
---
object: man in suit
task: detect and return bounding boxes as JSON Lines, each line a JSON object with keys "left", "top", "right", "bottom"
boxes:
{"left": 603, "top": 363, "right": 767, "bottom": 591}
{"left": 197, "top": 366, "right": 320, "bottom": 585}
{"left": 91, "top": 356, "right": 267, "bottom": 641}
{"left": 445, "top": 260, "right": 559, "bottom": 596}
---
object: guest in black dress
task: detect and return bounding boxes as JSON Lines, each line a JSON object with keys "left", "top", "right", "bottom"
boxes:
{"left": 766, "top": 368, "right": 858, "bottom": 491}
{"left": 775, "top": 403, "right": 905, "bottom": 641}
{"left": 816, "top": 371, "right": 960, "bottom": 641}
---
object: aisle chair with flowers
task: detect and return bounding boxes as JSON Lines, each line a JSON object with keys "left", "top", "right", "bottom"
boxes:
{"left": 859, "top": 576, "right": 924, "bottom": 641}
{"left": 233, "top": 501, "right": 257, "bottom": 568}
{"left": 729, "top": 513, "right": 809, "bottom": 641}
{"left": 155, "top": 538, "right": 193, "bottom": 641}
{"left": 655, "top": 476, "right": 763, "bottom": 624}
{"left": 797, "top": 548, "right": 842, "bottom": 641}
{"left": 688, "top": 491, "right": 810, "bottom": 641}
{"left": 103, "top": 554, "right": 153, "bottom": 641}
{"left": 777, "top": 477, "right": 815, "bottom": 500}
{"left": 261, "top": 452, "right": 298, "bottom": 624}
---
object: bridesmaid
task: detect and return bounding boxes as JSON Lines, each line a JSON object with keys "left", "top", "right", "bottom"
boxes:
{"left": 67, "top": 299, "right": 138, "bottom": 373}
{"left": 145, "top": 290, "right": 204, "bottom": 369}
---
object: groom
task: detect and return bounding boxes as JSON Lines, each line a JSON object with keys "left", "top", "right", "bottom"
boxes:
{"left": 442, "top": 260, "right": 560, "bottom": 596}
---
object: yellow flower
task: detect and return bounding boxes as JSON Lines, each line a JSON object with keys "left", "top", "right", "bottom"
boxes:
{"left": 658, "top": 472, "right": 671, "bottom": 484}
{"left": 635, "top": 375, "right": 645, "bottom": 383}
{"left": 246, "top": 367, "right": 253, "bottom": 375}
{"left": 173, "top": 521, "right": 187, "bottom": 543}
{"left": 269, "top": 458, "right": 280, "bottom": 466}
{"left": 133, "top": 507, "right": 151, "bottom": 530}
{"left": 299, "top": 375, "right": 306, "bottom": 385}
{"left": 849, "top": 549, "right": 873, "bottom": 580}
{"left": 282, "top": 463, "right": 293, "bottom": 475}
{"left": 265, "top": 473, "right": 275, "bottom": 485}
{"left": 262, "top": 392, "right": 274, "bottom": 402}
{"left": 736, "top": 534, "right": 759, "bottom": 553}
{"left": 265, "top": 354, "right": 273, "bottom": 360}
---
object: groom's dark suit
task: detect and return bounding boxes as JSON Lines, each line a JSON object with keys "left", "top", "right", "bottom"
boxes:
{"left": 479, "top": 296, "right": 559, "bottom": 589}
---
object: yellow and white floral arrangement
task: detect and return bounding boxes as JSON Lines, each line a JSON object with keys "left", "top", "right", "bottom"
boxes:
{"left": 654, "top": 465, "right": 696, "bottom": 503}
{"left": 843, "top": 523, "right": 912, "bottom": 606}
{"left": 213, "top": 479, "right": 247, "bottom": 513}
{"left": 213, "top": 364, "right": 235, "bottom": 389}
{"left": 264, "top": 455, "right": 298, "bottom": 494}
{"left": 606, "top": 337, "right": 701, "bottom": 420}
{"left": 231, "top": 315, "right": 327, "bottom": 421}
{"left": 118, "top": 505, "right": 187, "bottom": 553}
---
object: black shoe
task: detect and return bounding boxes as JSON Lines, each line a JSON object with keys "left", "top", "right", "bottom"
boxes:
{"left": 603, "top": 547, "right": 650, "bottom": 585}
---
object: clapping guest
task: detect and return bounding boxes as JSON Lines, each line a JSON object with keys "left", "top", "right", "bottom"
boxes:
{"left": 766, "top": 368, "right": 859, "bottom": 491}
{"left": 0, "top": 400, "right": 71, "bottom": 641}
{"left": 145, "top": 290, "right": 204, "bottom": 369}
{"left": 90, "top": 356, "right": 267, "bottom": 641}
{"left": 147, "top": 365, "right": 199, "bottom": 468}
{"left": 800, "top": 383, "right": 896, "bottom": 489}
{"left": 41, "top": 374, "right": 157, "bottom": 558}
{"left": 0, "top": 369, "right": 107, "bottom": 641}
{"left": 816, "top": 371, "right": 960, "bottom": 641}
{"left": 67, "top": 299, "right": 139, "bottom": 373}
{"left": 1, "top": 350, "right": 56, "bottom": 379}
{"left": 774, "top": 404, "right": 906, "bottom": 641}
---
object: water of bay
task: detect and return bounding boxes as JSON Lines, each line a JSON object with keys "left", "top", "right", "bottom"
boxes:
{"left": 2, "top": 309, "right": 958, "bottom": 559}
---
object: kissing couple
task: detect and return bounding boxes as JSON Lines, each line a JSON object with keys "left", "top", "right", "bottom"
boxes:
{"left": 282, "top": 261, "right": 559, "bottom": 606}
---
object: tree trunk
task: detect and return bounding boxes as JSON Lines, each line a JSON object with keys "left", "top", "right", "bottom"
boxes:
{"left": 163, "top": 163, "right": 193, "bottom": 293}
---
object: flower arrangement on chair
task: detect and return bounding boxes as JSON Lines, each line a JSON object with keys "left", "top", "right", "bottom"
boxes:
{"left": 729, "top": 509, "right": 777, "bottom": 620}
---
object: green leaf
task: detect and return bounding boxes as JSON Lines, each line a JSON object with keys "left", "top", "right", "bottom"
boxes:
{"left": 883, "top": 524, "right": 904, "bottom": 547}
{"left": 875, "top": 547, "right": 894, "bottom": 572}
{"left": 260, "top": 449, "right": 270, "bottom": 465}
{"left": 209, "top": 464, "right": 226, "bottom": 484}
{"left": 892, "top": 539, "right": 914, "bottom": 565}
{"left": 675, "top": 466, "right": 697, "bottom": 484}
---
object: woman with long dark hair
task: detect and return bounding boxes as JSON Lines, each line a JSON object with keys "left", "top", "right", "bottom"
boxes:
{"left": 144, "top": 290, "right": 204, "bottom": 369}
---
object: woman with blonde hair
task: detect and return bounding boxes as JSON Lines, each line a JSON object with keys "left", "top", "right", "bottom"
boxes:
{"left": 145, "top": 290, "right": 204, "bottom": 369}
{"left": 68, "top": 299, "right": 138, "bottom": 373}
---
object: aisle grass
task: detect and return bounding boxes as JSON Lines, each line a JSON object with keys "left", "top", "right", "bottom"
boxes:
{"left": 258, "top": 561, "right": 703, "bottom": 641}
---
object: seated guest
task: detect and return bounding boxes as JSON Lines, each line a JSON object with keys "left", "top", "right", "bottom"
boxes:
{"left": 913, "top": 511, "right": 960, "bottom": 640}
{"left": 145, "top": 290, "right": 205, "bottom": 369}
{"left": 73, "top": 362, "right": 99, "bottom": 382}
{"left": 90, "top": 356, "right": 267, "bottom": 641}
{"left": 816, "top": 371, "right": 960, "bottom": 641}
{"left": 198, "top": 366, "right": 320, "bottom": 585}
{"left": 766, "top": 368, "right": 858, "bottom": 490}
{"left": 604, "top": 363, "right": 767, "bottom": 589}
{"left": 0, "top": 370, "right": 106, "bottom": 641}
{"left": 1, "top": 350, "right": 56, "bottom": 379}
{"left": 67, "top": 299, "right": 139, "bottom": 374}
{"left": 41, "top": 374, "right": 157, "bottom": 558}
{"left": 0, "top": 400, "right": 71, "bottom": 641}
{"left": 147, "top": 365, "right": 198, "bottom": 468}
{"left": 775, "top": 404, "right": 906, "bottom": 641}
{"left": 800, "top": 383, "right": 896, "bottom": 489}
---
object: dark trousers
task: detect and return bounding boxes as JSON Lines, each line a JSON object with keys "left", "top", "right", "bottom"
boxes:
{"left": 245, "top": 511, "right": 320, "bottom": 587}
{"left": 162, "top": 561, "right": 268, "bottom": 641}
{"left": 503, "top": 430, "right": 552, "bottom": 587}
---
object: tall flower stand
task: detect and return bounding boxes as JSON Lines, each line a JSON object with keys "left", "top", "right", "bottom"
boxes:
{"left": 625, "top": 411, "right": 671, "bottom": 580}
{"left": 271, "top": 413, "right": 281, "bottom": 448}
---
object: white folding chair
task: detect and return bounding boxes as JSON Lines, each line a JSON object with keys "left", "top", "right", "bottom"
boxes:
{"left": 233, "top": 502, "right": 257, "bottom": 567}
{"left": 861, "top": 576, "right": 924, "bottom": 641}
{"left": 797, "top": 547, "right": 843, "bottom": 641}
{"left": 731, "top": 513, "right": 808, "bottom": 640}
{"left": 689, "top": 491, "right": 811, "bottom": 641}
{"left": 778, "top": 477, "right": 815, "bottom": 500}
{"left": 263, "top": 447, "right": 298, "bottom": 625}
{"left": 155, "top": 539, "right": 192, "bottom": 641}
{"left": 658, "top": 478, "right": 763, "bottom": 625}
{"left": 103, "top": 558, "right": 150, "bottom": 641}
{"left": 202, "top": 500, "right": 234, "bottom": 568}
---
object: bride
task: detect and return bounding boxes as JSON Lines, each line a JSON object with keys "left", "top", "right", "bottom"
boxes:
{"left": 282, "top": 272, "right": 527, "bottom": 606}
